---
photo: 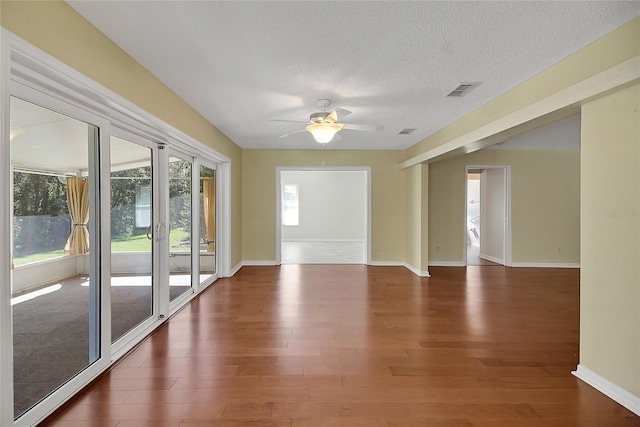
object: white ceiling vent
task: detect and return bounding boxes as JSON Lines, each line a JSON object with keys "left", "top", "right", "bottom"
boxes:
{"left": 398, "top": 128, "right": 416, "bottom": 135}
{"left": 446, "top": 82, "right": 481, "bottom": 97}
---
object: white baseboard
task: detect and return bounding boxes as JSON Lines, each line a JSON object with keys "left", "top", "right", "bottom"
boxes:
{"left": 229, "top": 262, "right": 243, "bottom": 276}
{"left": 369, "top": 261, "right": 404, "bottom": 267}
{"left": 479, "top": 253, "right": 505, "bottom": 264}
{"left": 573, "top": 364, "right": 640, "bottom": 416}
{"left": 369, "top": 261, "right": 430, "bottom": 277}
{"left": 429, "top": 261, "right": 466, "bottom": 267}
{"left": 510, "top": 262, "right": 580, "bottom": 268}
{"left": 242, "top": 260, "right": 278, "bottom": 266}
{"left": 403, "top": 263, "right": 431, "bottom": 277}
{"left": 282, "top": 239, "right": 365, "bottom": 243}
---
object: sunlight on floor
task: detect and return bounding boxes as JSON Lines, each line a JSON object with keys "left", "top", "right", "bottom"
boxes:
{"left": 11, "top": 284, "right": 62, "bottom": 306}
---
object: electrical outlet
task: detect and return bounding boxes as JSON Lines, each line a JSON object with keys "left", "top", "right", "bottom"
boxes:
{"left": 436, "top": 245, "right": 440, "bottom": 253}
{"left": 557, "top": 246, "right": 562, "bottom": 254}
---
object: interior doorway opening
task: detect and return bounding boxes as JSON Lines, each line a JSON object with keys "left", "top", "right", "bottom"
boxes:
{"left": 276, "top": 168, "right": 369, "bottom": 265}
{"left": 465, "top": 166, "right": 510, "bottom": 266}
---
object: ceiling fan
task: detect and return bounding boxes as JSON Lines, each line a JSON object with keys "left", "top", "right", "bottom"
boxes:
{"left": 274, "top": 99, "right": 383, "bottom": 144}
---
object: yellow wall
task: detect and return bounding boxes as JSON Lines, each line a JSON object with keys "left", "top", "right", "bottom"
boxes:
{"left": 406, "top": 17, "right": 640, "bottom": 162}
{"left": 242, "top": 150, "right": 406, "bottom": 262}
{"left": 405, "top": 165, "right": 421, "bottom": 270}
{"left": 580, "top": 83, "right": 640, "bottom": 396}
{"left": 429, "top": 149, "right": 581, "bottom": 265}
{"left": 1, "top": 0, "right": 244, "bottom": 266}
{"left": 404, "top": 163, "right": 429, "bottom": 273}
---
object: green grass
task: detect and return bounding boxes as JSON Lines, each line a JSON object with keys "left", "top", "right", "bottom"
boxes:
{"left": 13, "top": 250, "right": 65, "bottom": 267}
{"left": 112, "top": 228, "right": 191, "bottom": 252}
{"left": 13, "top": 229, "right": 192, "bottom": 266}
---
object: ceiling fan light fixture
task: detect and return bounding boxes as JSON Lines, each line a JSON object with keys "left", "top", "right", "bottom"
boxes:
{"left": 305, "top": 122, "right": 343, "bottom": 144}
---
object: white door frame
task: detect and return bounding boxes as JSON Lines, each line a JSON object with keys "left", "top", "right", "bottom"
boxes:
{"left": 275, "top": 166, "right": 371, "bottom": 265}
{"left": 464, "top": 165, "right": 511, "bottom": 266}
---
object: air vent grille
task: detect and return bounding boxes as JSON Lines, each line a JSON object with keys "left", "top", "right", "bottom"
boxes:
{"left": 398, "top": 128, "right": 416, "bottom": 135}
{"left": 446, "top": 82, "right": 481, "bottom": 98}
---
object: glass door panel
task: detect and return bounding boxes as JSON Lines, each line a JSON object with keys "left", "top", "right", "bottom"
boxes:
{"left": 10, "top": 97, "right": 101, "bottom": 418}
{"left": 110, "top": 136, "right": 155, "bottom": 343}
{"left": 199, "top": 166, "right": 216, "bottom": 284}
{"left": 169, "top": 156, "right": 193, "bottom": 302}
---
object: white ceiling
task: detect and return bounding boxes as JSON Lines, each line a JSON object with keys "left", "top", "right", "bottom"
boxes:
{"left": 64, "top": 2, "right": 639, "bottom": 151}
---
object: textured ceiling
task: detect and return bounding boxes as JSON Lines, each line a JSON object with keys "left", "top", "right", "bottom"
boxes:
{"left": 67, "top": 1, "right": 640, "bottom": 151}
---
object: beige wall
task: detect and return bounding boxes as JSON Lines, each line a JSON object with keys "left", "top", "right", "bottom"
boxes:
{"left": 405, "top": 165, "right": 421, "bottom": 270}
{"left": 429, "top": 149, "right": 581, "bottom": 265}
{"left": 242, "top": 150, "right": 406, "bottom": 262}
{"left": 404, "top": 163, "right": 429, "bottom": 273}
{"left": 1, "top": 0, "right": 244, "bottom": 267}
{"left": 580, "top": 83, "right": 639, "bottom": 396}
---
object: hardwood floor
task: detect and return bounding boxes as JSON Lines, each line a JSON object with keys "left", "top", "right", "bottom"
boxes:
{"left": 42, "top": 265, "right": 639, "bottom": 427}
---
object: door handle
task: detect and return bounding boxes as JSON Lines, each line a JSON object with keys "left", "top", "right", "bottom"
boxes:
{"left": 155, "top": 222, "right": 162, "bottom": 241}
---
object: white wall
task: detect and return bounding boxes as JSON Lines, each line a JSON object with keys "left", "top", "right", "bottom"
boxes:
{"left": 281, "top": 170, "right": 366, "bottom": 241}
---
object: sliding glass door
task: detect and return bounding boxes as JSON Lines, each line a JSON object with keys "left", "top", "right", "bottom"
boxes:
{"left": 199, "top": 165, "right": 216, "bottom": 285}
{"left": 9, "top": 96, "right": 104, "bottom": 420}
{"left": 109, "top": 135, "right": 160, "bottom": 344}
{"left": 168, "top": 154, "right": 194, "bottom": 302}
{"left": 2, "top": 42, "right": 227, "bottom": 426}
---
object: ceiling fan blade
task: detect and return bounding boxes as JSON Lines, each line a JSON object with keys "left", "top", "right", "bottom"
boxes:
{"left": 325, "top": 111, "right": 338, "bottom": 123}
{"left": 333, "top": 132, "right": 344, "bottom": 142}
{"left": 271, "top": 119, "right": 310, "bottom": 124}
{"left": 342, "top": 124, "right": 383, "bottom": 132}
{"left": 278, "top": 128, "right": 307, "bottom": 138}
{"left": 334, "top": 107, "right": 352, "bottom": 120}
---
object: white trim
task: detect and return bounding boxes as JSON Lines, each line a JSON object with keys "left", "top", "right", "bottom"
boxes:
{"left": 510, "top": 262, "right": 580, "bottom": 268}
{"left": 369, "top": 261, "right": 405, "bottom": 267}
{"left": 275, "top": 166, "right": 371, "bottom": 266}
{"left": 464, "top": 165, "right": 511, "bottom": 267}
{"left": 479, "top": 253, "right": 505, "bottom": 265}
{"left": 242, "top": 260, "right": 278, "bottom": 266}
{"left": 218, "top": 162, "right": 232, "bottom": 277}
{"left": 230, "top": 262, "right": 243, "bottom": 276}
{"left": 428, "top": 261, "right": 466, "bottom": 267}
{"left": 403, "top": 263, "right": 431, "bottom": 277}
{"left": 0, "top": 30, "right": 14, "bottom": 426}
{"left": 282, "top": 238, "right": 365, "bottom": 243}
{"left": 401, "top": 55, "right": 640, "bottom": 168}
{"left": 573, "top": 364, "right": 640, "bottom": 417}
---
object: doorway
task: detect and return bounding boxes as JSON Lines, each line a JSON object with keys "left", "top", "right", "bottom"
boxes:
{"left": 465, "top": 166, "right": 510, "bottom": 266}
{"left": 276, "top": 168, "right": 369, "bottom": 264}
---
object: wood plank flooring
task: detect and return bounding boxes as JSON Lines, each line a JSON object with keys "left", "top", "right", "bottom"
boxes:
{"left": 42, "top": 265, "right": 640, "bottom": 427}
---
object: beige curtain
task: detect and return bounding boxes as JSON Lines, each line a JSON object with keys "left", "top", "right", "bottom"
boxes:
{"left": 203, "top": 177, "right": 216, "bottom": 252}
{"left": 64, "top": 177, "right": 90, "bottom": 255}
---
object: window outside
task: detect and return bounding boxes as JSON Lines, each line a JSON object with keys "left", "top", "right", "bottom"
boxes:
{"left": 282, "top": 184, "right": 299, "bottom": 226}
